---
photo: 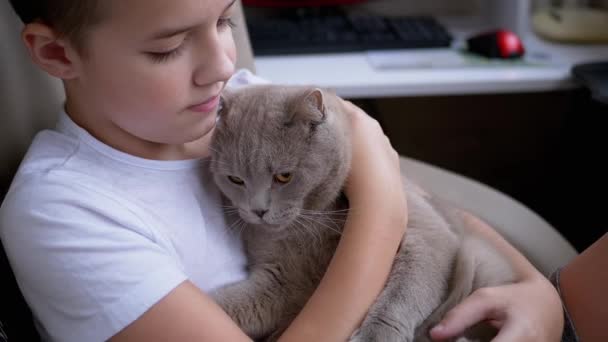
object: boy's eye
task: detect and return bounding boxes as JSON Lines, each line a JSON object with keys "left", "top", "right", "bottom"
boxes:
{"left": 274, "top": 173, "right": 293, "bottom": 184}
{"left": 228, "top": 175, "right": 245, "bottom": 185}
{"left": 146, "top": 46, "right": 185, "bottom": 63}
{"left": 218, "top": 17, "right": 236, "bottom": 29}
{"left": 145, "top": 35, "right": 191, "bottom": 63}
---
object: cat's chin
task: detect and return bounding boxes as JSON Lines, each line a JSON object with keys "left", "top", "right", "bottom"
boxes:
{"left": 250, "top": 222, "right": 291, "bottom": 233}
{"left": 239, "top": 216, "right": 291, "bottom": 230}
{"left": 240, "top": 212, "right": 299, "bottom": 228}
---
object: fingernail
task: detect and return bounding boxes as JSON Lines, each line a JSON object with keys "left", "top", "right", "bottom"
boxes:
{"left": 430, "top": 324, "right": 444, "bottom": 333}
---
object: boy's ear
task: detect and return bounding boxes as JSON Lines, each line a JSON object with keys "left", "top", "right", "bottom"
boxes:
{"left": 21, "top": 22, "right": 79, "bottom": 80}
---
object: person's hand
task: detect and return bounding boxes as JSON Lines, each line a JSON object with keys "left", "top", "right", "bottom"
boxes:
{"left": 429, "top": 228, "right": 564, "bottom": 342}
{"left": 340, "top": 100, "right": 407, "bottom": 227}
{"left": 430, "top": 276, "right": 563, "bottom": 341}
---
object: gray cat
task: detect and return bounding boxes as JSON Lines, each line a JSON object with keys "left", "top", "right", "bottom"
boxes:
{"left": 209, "top": 84, "right": 515, "bottom": 342}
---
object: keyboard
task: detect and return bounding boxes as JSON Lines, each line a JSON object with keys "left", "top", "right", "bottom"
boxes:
{"left": 246, "top": 7, "right": 453, "bottom": 56}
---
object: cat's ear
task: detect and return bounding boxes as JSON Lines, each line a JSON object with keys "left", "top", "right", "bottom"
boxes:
{"left": 289, "top": 88, "right": 327, "bottom": 125}
{"left": 304, "top": 88, "right": 326, "bottom": 121}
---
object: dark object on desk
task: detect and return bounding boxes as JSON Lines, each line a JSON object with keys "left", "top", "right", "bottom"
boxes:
{"left": 246, "top": 7, "right": 452, "bottom": 56}
{"left": 466, "top": 29, "right": 525, "bottom": 59}
{"left": 572, "top": 61, "right": 608, "bottom": 104}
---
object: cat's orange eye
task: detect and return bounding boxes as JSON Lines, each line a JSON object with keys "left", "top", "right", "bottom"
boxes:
{"left": 274, "top": 173, "right": 293, "bottom": 184}
{"left": 228, "top": 175, "right": 245, "bottom": 185}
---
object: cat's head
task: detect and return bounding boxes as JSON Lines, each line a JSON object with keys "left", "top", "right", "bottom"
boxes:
{"left": 210, "top": 85, "right": 350, "bottom": 232}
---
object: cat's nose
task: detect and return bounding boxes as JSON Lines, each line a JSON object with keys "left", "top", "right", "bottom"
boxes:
{"left": 253, "top": 209, "right": 268, "bottom": 218}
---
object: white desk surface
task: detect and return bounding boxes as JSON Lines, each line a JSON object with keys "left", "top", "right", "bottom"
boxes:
{"left": 253, "top": 25, "right": 608, "bottom": 98}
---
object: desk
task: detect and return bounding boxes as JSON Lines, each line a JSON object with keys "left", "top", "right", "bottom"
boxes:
{"left": 252, "top": 19, "right": 608, "bottom": 98}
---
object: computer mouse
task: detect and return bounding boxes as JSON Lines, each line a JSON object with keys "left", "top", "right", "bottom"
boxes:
{"left": 466, "top": 29, "right": 525, "bottom": 59}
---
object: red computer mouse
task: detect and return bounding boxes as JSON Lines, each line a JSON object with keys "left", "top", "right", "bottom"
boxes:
{"left": 466, "top": 29, "right": 525, "bottom": 59}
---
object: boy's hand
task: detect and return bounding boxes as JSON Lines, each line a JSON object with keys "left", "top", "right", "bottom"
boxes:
{"left": 429, "top": 216, "right": 564, "bottom": 342}
{"left": 430, "top": 276, "right": 563, "bottom": 341}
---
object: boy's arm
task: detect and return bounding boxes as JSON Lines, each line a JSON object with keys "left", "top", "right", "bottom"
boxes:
{"left": 559, "top": 233, "right": 607, "bottom": 341}
{"left": 278, "top": 100, "right": 408, "bottom": 342}
{"left": 430, "top": 211, "right": 564, "bottom": 342}
{"left": 110, "top": 281, "right": 252, "bottom": 342}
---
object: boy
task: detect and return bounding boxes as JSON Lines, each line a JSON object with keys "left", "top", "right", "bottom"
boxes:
{"left": 0, "top": 0, "right": 562, "bottom": 341}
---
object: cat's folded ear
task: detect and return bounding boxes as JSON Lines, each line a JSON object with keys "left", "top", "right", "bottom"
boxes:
{"left": 288, "top": 88, "right": 327, "bottom": 126}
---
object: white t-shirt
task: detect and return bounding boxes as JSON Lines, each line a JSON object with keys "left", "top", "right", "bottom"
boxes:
{"left": 0, "top": 70, "right": 267, "bottom": 342}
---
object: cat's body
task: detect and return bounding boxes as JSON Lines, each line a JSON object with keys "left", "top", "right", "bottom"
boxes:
{"left": 209, "top": 85, "right": 514, "bottom": 342}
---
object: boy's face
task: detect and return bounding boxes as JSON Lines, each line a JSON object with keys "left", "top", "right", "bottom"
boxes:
{"left": 65, "top": 0, "right": 237, "bottom": 157}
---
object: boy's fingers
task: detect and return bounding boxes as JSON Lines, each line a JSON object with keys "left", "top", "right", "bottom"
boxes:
{"left": 430, "top": 288, "right": 504, "bottom": 340}
{"left": 491, "top": 320, "right": 528, "bottom": 342}
{"left": 491, "top": 326, "right": 517, "bottom": 342}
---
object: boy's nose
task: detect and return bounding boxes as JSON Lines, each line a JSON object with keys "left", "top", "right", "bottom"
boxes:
{"left": 193, "top": 36, "right": 235, "bottom": 87}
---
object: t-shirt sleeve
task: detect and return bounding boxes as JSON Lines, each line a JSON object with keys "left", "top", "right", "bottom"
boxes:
{"left": 0, "top": 177, "right": 188, "bottom": 342}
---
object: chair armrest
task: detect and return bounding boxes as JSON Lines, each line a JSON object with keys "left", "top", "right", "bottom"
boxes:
{"left": 400, "top": 156, "right": 578, "bottom": 277}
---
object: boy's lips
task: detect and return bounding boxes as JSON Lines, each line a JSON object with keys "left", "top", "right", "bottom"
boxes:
{"left": 189, "top": 95, "right": 220, "bottom": 113}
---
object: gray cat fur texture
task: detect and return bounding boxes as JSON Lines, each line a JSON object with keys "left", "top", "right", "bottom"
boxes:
{"left": 209, "top": 84, "right": 515, "bottom": 342}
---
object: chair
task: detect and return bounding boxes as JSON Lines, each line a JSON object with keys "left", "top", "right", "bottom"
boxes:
{"left": 0, "top": 1, "right": 577, "bottom": 340}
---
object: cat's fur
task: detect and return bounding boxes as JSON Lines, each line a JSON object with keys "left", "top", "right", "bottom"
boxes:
{"left": 209, "top": 85, "right": 515, "bottom": 342}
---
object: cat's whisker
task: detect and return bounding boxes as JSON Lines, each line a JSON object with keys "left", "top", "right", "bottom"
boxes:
{"left": 290, "top": 218, "right": 308, "bottom": 242}
{"left": 226, "top": 218, "right": 248, "bottom": 241}
{"left": 223, "top": 210, "right": 240, "bottom": 217}
{"left": 301, "top": 208, "right": 350, "bottom": 214}
{"left": 221, "top": 205, "right": 240, "bottom": 211}
{"left": 299, "top": 214, "right": 342, "bottom": 237}
{"left": 301, "top": 213, "right": 349, "bottom": 221}
{"left": 311, "top": 218, "right": 344, "bottom": 233}
{"left": 313, "top": 213, "right": 347, "bottom": 225}
{"left": 299, "top": 213, "right": 348, "bottom": 219}
{"left": 304, "top": 215, "right": 343, "bottom": 236}
{"left": 221, "top": 206, "right": 241, "bottom": 215}
{"left": 298, "top": 212, "right": 347, "bottom": 231}
{"left": 237, "top": 219, "right": 248, "bottom": 237}
{"left": 226, "top": 217, "right": 243, "bottom": 232}
{"left": 300, "top": 208, "right": 350, "bottom": 217}
{"left": 207, "top": 146, "right": 223, "bottom": 155}
{"left": 293, "top": 217, "right": 322, "bottom": 246}
{"left": 292, "top": 216, "right": 312, "bottom": 236}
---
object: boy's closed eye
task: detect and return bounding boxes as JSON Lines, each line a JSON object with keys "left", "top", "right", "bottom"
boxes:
{"left": 146, "top": 35, "right": 191, "bottom": 63}
{"left": 143, "top": 1, "right": 237, "bottom": 64}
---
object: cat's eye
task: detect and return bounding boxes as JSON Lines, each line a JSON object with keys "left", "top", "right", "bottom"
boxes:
{"left": 228, "top": 175, "right": 245, "bottom": 185}
{"left": 274, "top": 173, "right": 293, "bottom": 184}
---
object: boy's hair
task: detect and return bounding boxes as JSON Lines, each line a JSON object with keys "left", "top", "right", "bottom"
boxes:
{"left": 9, "top": 0, "right": 105, "bottom": 53}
